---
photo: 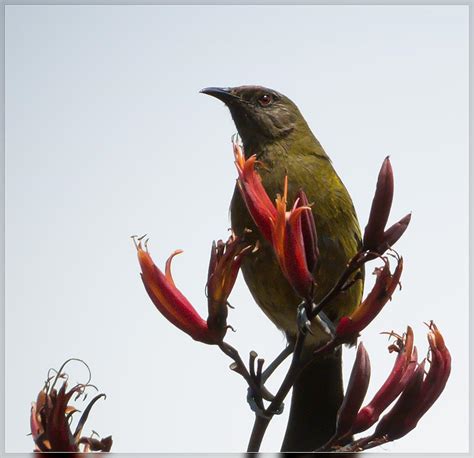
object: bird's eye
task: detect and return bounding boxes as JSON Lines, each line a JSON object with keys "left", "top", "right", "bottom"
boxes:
{"left": 258, "top": 93, "right": 273, "bottom": 107}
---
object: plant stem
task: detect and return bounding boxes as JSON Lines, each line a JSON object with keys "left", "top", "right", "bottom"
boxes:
{"left": 247, "top": 414, "right": 271, "bottom": 452}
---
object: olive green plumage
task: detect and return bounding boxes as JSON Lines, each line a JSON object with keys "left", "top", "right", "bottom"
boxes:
{"left": 202, "top": 85, "right": 364, "bottom": 451}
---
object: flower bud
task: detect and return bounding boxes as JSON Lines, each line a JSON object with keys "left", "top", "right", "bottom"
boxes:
{"left": 363, "top": 157, "right": 394, "bottom": 250}
{"left": 335, "top": 342, "right": 371, "bottom": 438}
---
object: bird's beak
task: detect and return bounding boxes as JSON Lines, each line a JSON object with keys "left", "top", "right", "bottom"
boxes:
{"left": 200, "top": 87, "right": 236, "bottom": 104}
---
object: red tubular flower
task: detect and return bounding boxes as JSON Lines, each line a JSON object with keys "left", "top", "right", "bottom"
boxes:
{"left": 234, "top": 140, "right": 318, "bottom": 299}
{"left": 206, "top": 234, "right": 253, "bottom": 337}
{"left": 135, "top": 237, "right": 220, "bottom": 344}
{"left": 373, "top": 322, "right": 451, "bottom": 441}
{"left": 363, "top": 157, "right": 411, "bottom": 253}
{"left": 335, "top": 256, "right": 403, "bottom": 341}
{"left": 335, "top": 342, "right": 371, "bottom": 438}
{"left": 273, "top": 178, "right": 316, "bottom": 299}
{"left": 417, "top": 322, "right": 452, "bottom": 416}
{"left": 352, "top": 326, "right": 417, "bottom": 434}
{"left": 373, "top": 359, "right": 426, "bottom": 441}
{"left": 233, "top": 140, "right": 277, "bottom": 243}
{"left": 30, "top": 359, "right": 112, "bottom": 453}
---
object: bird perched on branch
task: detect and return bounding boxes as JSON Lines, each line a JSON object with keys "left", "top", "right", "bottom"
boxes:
{"left": 202, "top": 85, "right": 364, "bottom": 452}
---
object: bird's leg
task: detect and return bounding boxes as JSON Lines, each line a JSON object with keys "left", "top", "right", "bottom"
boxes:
{"left": 296, "top": 300, "right": 313, "bottom": 335}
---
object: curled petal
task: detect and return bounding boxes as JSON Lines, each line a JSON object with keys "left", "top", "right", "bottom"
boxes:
{"left": 335, "top": 342, "right": 371, "bottom": 438}
{"left": 363, "top": 157, "right": 394, "bottom": 250}
{"left": 165, "top": 250, "right": 183, "bottom": 287}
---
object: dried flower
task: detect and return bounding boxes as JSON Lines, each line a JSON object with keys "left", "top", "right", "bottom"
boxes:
{"left": 30, "top": 359, "right": 112, "bottom": 453}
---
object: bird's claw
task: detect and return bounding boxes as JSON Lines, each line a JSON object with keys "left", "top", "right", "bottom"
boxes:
{"left": 246, "top": 388, "right": 284, "bottom": 418}
{"left": 297, "top": 302, "right": 313, "bottom": 335}
{"left": 246, "top": 388, "right": 270, "bottom": 419}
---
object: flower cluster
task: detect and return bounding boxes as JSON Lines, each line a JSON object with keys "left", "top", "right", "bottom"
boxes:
{"left": 325, "top": 322, "right": 451, "bottom": 451}
{"left": 30, "top": 359, "right": 112, "bottom": 453}
{"left": 134, "top": 233, "right": 252, "bottom": 344}
{"left": 130, "top": 138, "right": 450, "bottom": 453}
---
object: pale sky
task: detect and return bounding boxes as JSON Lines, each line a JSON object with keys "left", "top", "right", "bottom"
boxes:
{"left": 5, "top": 4, "right": 469, "bottom": 453}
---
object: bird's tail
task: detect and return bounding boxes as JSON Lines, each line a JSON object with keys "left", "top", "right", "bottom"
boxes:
{"left": 281, "top": 348, "right": 343, "bottom": 452}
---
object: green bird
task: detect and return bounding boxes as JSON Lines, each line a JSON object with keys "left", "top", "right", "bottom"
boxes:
{"left": 202, "top": 85, "right": 364, "bottom": 451}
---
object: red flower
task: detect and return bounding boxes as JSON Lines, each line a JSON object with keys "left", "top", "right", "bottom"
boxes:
{"left": 206, "top": 234, "right": 253, "bottom": 337}
{"left": 233, "top": 140, "right": 318, "bottom": 299}
{"left": 352, "top": 326, "right": 417, "bottom": 434}
{"left": 335, "top": 256, "right": 403, "bottom": 341}
{"left": 135, "top": 237, "right": 219, "bottom": 344}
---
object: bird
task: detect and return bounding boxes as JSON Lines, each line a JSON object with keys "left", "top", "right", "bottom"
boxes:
{"left": 201, "top": 85, "right": 364, "bottom": 452}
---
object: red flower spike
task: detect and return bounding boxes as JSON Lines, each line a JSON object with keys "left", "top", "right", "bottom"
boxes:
{"left": 295, "top": 189, "right": 319, "bottom": 274}
{"left": 335, "top": 256, "right": 403, "bottom": 340}
{"left": 233, "top": 140, "right": 277, "bottom": 243}
{"left": 335, "top": 342, "right": 371, "bottom": 438}
{"left": 352, "top": 327, "right": 417, "bottom": 434}
{"left": 135, "top": 237, "right": 220, "bottom": 345}
{"left": 363, "top": 157, "right": 394, "bottom": 250}
{"left": 206, "top": 234, "right": 253, "bottom": 337}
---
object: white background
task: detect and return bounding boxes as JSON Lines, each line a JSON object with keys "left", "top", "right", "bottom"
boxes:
{"left": 5, "top": 5, "right": 468, "bottom": 452}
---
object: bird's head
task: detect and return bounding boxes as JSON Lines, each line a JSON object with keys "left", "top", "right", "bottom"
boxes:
{"left": 201, "top": 85, "right": 305, "bottom": 147}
